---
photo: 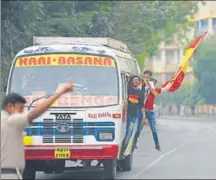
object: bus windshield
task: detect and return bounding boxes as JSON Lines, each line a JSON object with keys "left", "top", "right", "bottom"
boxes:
{"left": 9, "top": 53, "right": 119, "bottom": 107}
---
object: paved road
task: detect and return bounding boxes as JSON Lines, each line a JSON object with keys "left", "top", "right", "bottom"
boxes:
{"left": 37, "top": 117, "right": 216, "bottom": 179}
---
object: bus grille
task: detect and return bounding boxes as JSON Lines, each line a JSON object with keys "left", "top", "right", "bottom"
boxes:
{"left": 42, "top": 118, "right": 84, "bottom": 144}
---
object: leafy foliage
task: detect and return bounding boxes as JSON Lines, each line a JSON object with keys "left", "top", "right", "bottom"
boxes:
{"left": 155, "top": 80, "right": 204, "bottom": 107}
{"left": 1, "top": 1, "right": 43, "bottom": 95}
{"left": 193, "top": 35, "right": 216, "bottom": 104}
{"left": 1, "top": 1, "right": 198, "bottom": 91}
{"left": 112, "top": 1, "right": 198, "bottom": 55}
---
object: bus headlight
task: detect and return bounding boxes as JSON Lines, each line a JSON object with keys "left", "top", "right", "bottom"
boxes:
{"left": 98, "top": 131, "right": 114, "bottom": 141}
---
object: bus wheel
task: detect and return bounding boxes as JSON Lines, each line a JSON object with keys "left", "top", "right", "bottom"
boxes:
{"left": 23, "top": 161, "right": 36, "bottom": 180}
{"left": 103, "top": 159, "right": 117, "bottom": 179}
{"left": 121, "top": 153, "right": 133, "bottom": 171}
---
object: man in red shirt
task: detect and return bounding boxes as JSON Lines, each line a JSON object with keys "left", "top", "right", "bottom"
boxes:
{"left": 135, "top": 70, "right": 166, "bottom": 151}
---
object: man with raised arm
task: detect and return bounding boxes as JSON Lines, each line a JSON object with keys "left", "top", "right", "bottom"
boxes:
{"left": 1, "top": 82, "right": 73, "bottom": 179}
{"left": 135, "top": 70, "right": 167, "bottom": 151}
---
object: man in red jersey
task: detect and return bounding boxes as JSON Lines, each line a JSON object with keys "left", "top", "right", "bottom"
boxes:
{"left": 135, "top": 70, "right": 169, "bottom": 151}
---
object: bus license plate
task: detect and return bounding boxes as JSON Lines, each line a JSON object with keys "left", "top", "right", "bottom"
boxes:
{"left": 54, "top": 148, "right": 70, "bottom": 159}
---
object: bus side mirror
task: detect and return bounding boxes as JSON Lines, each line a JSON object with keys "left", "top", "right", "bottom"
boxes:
{"left": 3, "top": 85, "right": 7, "bottom": 94}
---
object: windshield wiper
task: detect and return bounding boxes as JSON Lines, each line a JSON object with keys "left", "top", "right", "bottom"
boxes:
{"left": 28, "top": 95, "right": 51, "bottom": 110}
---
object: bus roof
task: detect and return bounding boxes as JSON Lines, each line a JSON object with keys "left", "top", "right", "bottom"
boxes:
{"left": 33, "top": 36, "right": 130, "bottom": 53}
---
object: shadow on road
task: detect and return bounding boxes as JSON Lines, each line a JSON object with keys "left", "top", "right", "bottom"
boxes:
{"left": 37, "top": 170, "right": 104, "bottom": 179}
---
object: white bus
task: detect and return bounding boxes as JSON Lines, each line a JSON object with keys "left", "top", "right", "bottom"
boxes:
{"left": 5, "top": 37, "right": 141, "bottom": 179}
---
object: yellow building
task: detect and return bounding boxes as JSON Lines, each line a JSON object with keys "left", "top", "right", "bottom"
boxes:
{"left": 146, "top": 1, "right": 216, "bottom": 83}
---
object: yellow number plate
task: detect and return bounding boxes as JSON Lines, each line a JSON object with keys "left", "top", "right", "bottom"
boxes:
{"left": 54, "top": 148, "right": 70, "bottom": 159}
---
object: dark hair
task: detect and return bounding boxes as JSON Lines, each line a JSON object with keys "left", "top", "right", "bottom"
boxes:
{"left": 129, "top": 75, "right": 140, "bottom": 83}
{"left": 143, "top": 70, "right": 153, "bottom": 76}
{"left": 1, "top": 93, "right": 26, "bottom": 110}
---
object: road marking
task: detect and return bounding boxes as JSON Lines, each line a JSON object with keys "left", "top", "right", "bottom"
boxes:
{"left": 132, "top": 126, "right": 212, "bottom": 179}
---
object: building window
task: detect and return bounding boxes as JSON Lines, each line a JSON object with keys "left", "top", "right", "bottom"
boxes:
{"left": 199, "top": 19, "right": 208, "bottom": 33}
{"left": 176, "top": 49, "right": 181, "bottom": 62}
{"left": 165, "top": 49, "right": 175, "bottom": 64}
{"left": 194, "top": 22, "right": 200, "bottom": 36}
{"left": 213, "top": 18, "right": 216, "bottom": 32}
{"left": 154, "top": 50, "right": 161, "bottom": 61}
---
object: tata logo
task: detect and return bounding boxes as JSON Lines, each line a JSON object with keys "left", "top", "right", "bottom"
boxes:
{"left": 55, "top": 114, "right": 71, "bottom": 120}
{"left": 56, "top": 123, "right": 70, "bottom": 133}
{"left": 50, "top": 113, "right": 76, "bottom": 120}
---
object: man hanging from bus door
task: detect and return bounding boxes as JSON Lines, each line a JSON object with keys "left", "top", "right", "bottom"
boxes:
{"left": 134, "top": 70, "right": 168, "bottom": 151}
{"left": 122, "top": 75, "right": 147, "bottom": 153}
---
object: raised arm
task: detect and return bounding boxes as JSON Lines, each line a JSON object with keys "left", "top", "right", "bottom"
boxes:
{"left": 145, "top": 79, "right": 155, "bottom": 92}
{"left": 8, "top": 83, "right": 73, "bottom": 130}
{"left": 27, "top": 83, "right": 73, "bottom": 124}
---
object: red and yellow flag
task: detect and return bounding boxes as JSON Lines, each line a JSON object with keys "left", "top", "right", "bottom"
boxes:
{"left": 161, "top": 32, "right": 207, "bottom": 92}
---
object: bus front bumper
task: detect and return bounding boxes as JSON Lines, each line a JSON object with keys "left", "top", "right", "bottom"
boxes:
{"left": 25, "top": 145, "right": 119, "bottom": 160}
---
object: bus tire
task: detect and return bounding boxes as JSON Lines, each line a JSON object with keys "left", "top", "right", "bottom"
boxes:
{"left": 103, "top": 159, "right": 117, "bottom": 179}
{"left": 23, "top": 161, "right": 36, "bottom": 180}
{"left": 121, "top": 153, "right": 133, "bottom": 171}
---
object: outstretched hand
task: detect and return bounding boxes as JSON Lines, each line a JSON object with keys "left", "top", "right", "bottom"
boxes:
{"left": 57, "top": 82, "right": 73, "bottom": 95}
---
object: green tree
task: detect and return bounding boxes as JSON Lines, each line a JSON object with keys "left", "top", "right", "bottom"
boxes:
{"left": 1, "top": 1, "right": 44, "bottom": 90}
{"left": 184, "top": 79, "right": 204, "bottom": 107}
{"left": 34, "top": 1, "right": 115, "bottom": 37}
{"left": 155, "top": 80, "right": 203, "bottom": 107}
{"left": 155, "top": 82, "right": 189, "bottom": 106}
{"left": 112, "top": 1, "right": 198, "bottom": 55}
{"left": 193, "top": 34, "right": 216, "bottom": 105}
{"left": 1, "top": 1, "right": 199, "bottom": 89}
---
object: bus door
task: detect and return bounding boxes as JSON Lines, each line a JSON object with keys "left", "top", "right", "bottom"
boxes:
{"left": 121, "top": 73, "right": 129, "bottom": 136}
